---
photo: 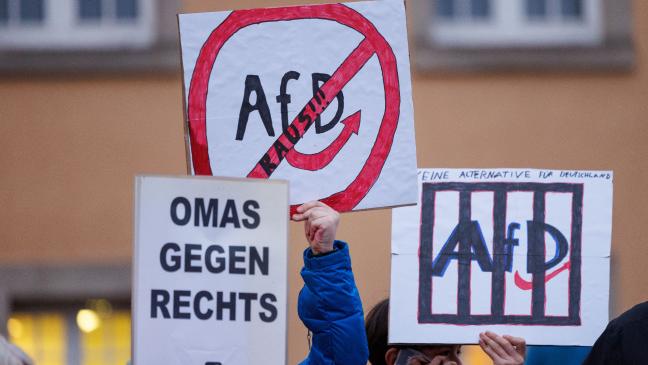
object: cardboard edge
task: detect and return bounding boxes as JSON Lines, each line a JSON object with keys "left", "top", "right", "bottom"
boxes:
{"left": 131, "top": 176, "right": 142, "bottom": 364}
{"left": 177, "top": 14, "right": 194, "bottom": 175}
{"left": 282, "top": 181, "right": 290, "bottom": 365}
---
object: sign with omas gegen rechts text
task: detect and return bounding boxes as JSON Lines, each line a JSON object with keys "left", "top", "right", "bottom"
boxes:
{"left": 133, "top": 176, "right": 288, "bottom": 365}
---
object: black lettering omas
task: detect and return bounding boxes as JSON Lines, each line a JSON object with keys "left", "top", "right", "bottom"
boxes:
{"left": 195, "top": 198, "right": 218, "bottom": 227}
{"left": 170, "top": 198, "right": 261, "bottom": 229}
{"left": 242, "top": 200, "right": 260, "bottom": 229}
{"left": 220, "top": 199, "right": 241, "bottom": 228}
{"left": 170, "top": 197, "right": 191, "bottom": 225}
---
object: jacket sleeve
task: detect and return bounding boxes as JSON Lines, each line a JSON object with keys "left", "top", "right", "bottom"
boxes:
{"left": 297, "top": 240, "right": 369, "bottom": 365}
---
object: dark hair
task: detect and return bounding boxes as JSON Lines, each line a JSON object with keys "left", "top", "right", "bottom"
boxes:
{"left": 365, "top": 298, "right": 390, "bottom": 365}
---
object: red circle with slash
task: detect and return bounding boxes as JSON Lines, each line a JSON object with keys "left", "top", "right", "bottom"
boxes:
{"left": 187, "top": 4, "right": 400, "bottom": 212}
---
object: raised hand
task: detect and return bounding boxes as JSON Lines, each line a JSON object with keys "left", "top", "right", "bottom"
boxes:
{"left": 291, "top": 201, "right": 340, "bottom": 255}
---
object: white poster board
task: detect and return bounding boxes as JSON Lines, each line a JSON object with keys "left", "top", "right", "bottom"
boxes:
{"left": 178, "top": 0, "right": 417, "bottom": 212}
{"left": 390, "top": 168, "right": 613, "bottom": 346}
{"left": 133, "top": 175, "right": 288, "bottom": 365}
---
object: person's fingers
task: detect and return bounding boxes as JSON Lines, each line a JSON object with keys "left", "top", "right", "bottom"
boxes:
{"left": 295, "top": 206, "right": 328, "bottom": 222}
{"left": 486, "top": 331, "right": 518, "bottom": 358}
{"left": 479, "top": 338, "right": 503, "bottom": 363}
{"left": 304, "top": 217, "right": 311, "bottom": 242}
{"left": 309, "top": 215, "right": 332, "bottom": 228}
{"left": 293, "top": 208, "right": 316, "bottom": 221}
{"left": 427, "top": 355, "right": 447, "bottom": 365}
{"left": 310, "top": 225, "right": 318, "bottom": 243}
{"left": 479, "top": 334, "right": 504, "bottom": 362}
{"left": 313, "top": 227, "right": 324, "bottom": 243}
{"left": 503, "top": 335, "right": 526, "bottom": 358}
{"left": 296, "top": 200, "right": 325, "bottom": 213}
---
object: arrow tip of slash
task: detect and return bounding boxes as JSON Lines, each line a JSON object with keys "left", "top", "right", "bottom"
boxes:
{"left": 341, "top": 110, "right": 362, "bottom": 135}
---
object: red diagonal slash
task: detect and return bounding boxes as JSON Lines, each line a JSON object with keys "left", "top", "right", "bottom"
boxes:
{"left": 247, "top": 39, "right": 374, "bottom": 178}
{"left": 285, "top": 111, "right": 361, "bottom": 171}
{"left": 514, "top": 261, "right": 571, "bottom": 290}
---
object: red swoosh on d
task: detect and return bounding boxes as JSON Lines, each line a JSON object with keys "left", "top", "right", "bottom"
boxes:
{"left": 514, "top": 261, "right": 571, "bottom": 291}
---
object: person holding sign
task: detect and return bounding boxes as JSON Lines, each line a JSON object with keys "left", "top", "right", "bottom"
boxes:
{"left": 365, "top": 299, "right": 526, "bottom": 365}
{"left": 292, "top": 201, "right": 369, "bottom": 365}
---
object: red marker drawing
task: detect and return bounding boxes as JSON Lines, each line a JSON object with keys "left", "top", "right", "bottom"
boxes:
{"left": 514, "top": 261, "right": 571, "bottom": 291}
{"left": 285, "top": 111, "right": 361, "bottom": 171}
{"left": 187, "top": 4, "right": 401, "bottom": 213}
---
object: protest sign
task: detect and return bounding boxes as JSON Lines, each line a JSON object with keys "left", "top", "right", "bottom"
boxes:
{"left": 178, "top": 0, "right": 417, "bottom": 212}
{"left": 390, "top": 169, "right": 613, "bottom": 345}
{"left": 132, "top": 175, "right": 288, "bottom": 365}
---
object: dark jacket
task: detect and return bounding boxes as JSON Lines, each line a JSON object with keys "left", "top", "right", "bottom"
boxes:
{"left": 298, "top": 240, "right": 369, "bottom": 365}
{"left": 582, "top": 301, "right": 648, "bottom": 365}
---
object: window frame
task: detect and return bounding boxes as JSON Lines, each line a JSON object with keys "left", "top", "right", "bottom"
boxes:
{"left": 0, "top": 264, "right": 131, "bottom": 338}
{"left": 409, "top": 0, "right": 635, "bottom": 72}
{"left": 0, "top": 0, "right": 179, "bottom": 74}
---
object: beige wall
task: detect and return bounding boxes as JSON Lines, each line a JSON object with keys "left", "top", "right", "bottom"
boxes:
{"left": 1, "top": 0, "right": 647, "bottom": 363}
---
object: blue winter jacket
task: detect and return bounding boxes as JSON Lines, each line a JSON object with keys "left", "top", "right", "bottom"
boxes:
{"left": 298, "top": 240, "right": 369, "bottom": 365}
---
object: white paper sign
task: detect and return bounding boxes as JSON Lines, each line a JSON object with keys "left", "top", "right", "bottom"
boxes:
{"left": 390, "top": 168, "right": 613, "bottom": 346}
{"left": 178, "top": 0, "right": 417, "bottom": 212}
{"left": 133, "top": 175, "right": 288, "bottom": 365}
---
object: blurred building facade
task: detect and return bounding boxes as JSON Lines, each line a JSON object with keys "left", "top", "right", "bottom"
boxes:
{"left": 0, "top": 0, "right": 645, "bottom": 364}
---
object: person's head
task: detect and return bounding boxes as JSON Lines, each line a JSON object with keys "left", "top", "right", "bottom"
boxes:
{"left": 365, "top": 298, "right": 462, "bottom": 365}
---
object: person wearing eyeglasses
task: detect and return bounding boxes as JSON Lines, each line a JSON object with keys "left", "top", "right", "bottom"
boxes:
{"left": 365, "top": 298, "right": 526, "bottom": 365}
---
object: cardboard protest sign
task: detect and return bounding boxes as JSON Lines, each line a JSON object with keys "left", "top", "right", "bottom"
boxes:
{"left": 390, "top": 169, "right": 613, "bottom": 345}
{"left": 178, "top": 0, "right": 417, "bottom": 212}
{"left": 132, "top": 176, "right": 288, "bottom": 365}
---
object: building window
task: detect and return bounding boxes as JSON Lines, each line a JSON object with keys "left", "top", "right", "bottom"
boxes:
{"left": 0, "top": 0, "right": 45, "bottom": 26}
{"left": 437, "top": 0, "right": 491, "bottom": 20}
{"left": 410, "top": 0, "right": 634, "bottom": 71}
{"left": 0, "top": 0, "right": 155, "bottom": 50}
{"left": 79, "top": 0, "right": 102, "bottom": 21}
{"left": 0, "top": 0, "right": 9, "bottom": 24}
{"left": 8, "top": 300, "right": 131, "bottom": 365}
{"left": 526, "top": 0, "right": 583, "bottom": 20}
{"left": 20, "top": 0, "right": 44, "bottom": 22}
{"left": 78, "top": 0, "right": 138, "bottom": 23}
{"left": 115, "top": 0, "right": 137, "bottom": 19}
{"left": 430, "top": 0, "right": 602, "bottom": 47}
